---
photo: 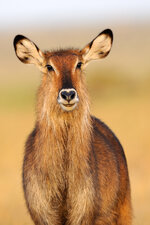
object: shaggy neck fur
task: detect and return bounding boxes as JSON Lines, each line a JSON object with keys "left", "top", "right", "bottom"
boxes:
{"left": 36, "top": 74, "right": 92, "bottom": 173}
{"left": 33, "top": 75, "right": 95, "bottom": 224}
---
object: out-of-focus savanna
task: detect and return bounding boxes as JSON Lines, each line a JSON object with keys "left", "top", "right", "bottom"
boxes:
{"left": 0, "top": 1, "right": 150, "bottom": 224}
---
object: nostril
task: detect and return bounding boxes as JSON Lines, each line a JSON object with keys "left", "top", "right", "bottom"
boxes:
{"left": 60, "top": 89, "right": 77, "bottom": 102}
{"left": 70, "top": 91, "right": 76, "bottom": 100}
{"left": 61, "top": 91, "right": 67, "bottom": 100}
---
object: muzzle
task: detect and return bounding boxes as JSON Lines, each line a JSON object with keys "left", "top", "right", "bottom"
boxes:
{"left": 57, "top": 88, "right": 79, "bottom": 111}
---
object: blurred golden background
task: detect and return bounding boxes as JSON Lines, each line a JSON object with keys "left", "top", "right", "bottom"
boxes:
{"left": 0, "top": 1, "right": 150, "bottom": 224}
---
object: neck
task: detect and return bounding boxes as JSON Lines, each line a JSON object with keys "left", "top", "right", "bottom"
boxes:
{"left": 34, "top": 88, "right": 94, "bottom": 220}
{"left": 36, "top": 86, "right": 91, "bottom": 154}
{"left": 37, "top": 100, "right": 92, "bottom": 157}
{"left": 35, "top": 78, "right": 92, "bottom": 178}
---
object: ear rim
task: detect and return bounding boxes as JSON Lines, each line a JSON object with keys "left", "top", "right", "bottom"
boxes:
{"left": 13, "top": 34, "right": 28, "bottom": 51}
{"left": 13, "top": 34, "right": 42, "bottom": 64}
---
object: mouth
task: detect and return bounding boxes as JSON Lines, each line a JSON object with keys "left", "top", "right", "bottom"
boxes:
{"left": 63, "top": 103, "right": 75, "bottom": 107}
{"left": 59, "top": 102, "right": 78, "bottom": 111}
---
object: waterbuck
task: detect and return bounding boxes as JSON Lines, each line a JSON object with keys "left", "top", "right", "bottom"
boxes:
{"left": 13, "top": 29, "right": 132, "bottom": 225}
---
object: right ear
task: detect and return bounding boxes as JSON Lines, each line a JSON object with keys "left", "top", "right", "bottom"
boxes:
{"left": 13, "top": 35, "right": 45, "bottom": 70}
{"left": 81, "top": 29, "right": 113, "bottom": 64}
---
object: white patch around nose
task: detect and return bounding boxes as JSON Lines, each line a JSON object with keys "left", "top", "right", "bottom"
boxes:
{"left": 57, "top": 88, "right": 79, "bottom": 112}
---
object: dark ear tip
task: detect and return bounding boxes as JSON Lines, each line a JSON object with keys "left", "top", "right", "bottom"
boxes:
{"left": 13, "top": 34, "right": 26, "bottom": 49}
{"left": 101, "top": 29, "right": 113, "bottom": 42}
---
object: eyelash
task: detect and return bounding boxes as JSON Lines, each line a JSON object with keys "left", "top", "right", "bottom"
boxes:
{"left": 46, "top": 65, "right": 54, "bottom": 72}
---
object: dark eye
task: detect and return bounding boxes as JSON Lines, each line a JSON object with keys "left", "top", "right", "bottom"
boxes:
{"left": 46, "top": 64, "right": 54, "bottom": 72}
{"left": 76, "top": 62, "right": 83, "bottom": 69}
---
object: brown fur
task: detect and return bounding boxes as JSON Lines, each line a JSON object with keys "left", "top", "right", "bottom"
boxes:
{"left": 14, "top": 31, "right": 132, "bottom": 225}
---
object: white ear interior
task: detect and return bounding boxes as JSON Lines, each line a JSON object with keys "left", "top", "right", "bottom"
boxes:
{"left": 15, "top": 37, "right": 44, "bottom": 66}
{"left": 82, "top": 30, "right": 113, "bottom": 63}
{"left": 91, "top": 34, "right": 112, "bottom": 54}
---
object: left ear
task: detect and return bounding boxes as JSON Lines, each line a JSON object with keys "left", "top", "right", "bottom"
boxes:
{"left": 81, "top": 29, "right": 113, "bottom": 63}
{"left": 13, "top": 35, "right": 45, "bottom": 70}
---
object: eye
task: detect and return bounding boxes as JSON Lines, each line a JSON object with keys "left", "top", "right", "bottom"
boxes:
{"left": 46, "top": 64, "right": 54, "bottom": 72}
{"left": 76, "top": 62, "right": 83, "bottom": 69}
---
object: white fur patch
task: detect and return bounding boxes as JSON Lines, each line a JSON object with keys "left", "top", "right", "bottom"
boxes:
{"left": 57, "top": 88, "right": 79, "bottom": 112}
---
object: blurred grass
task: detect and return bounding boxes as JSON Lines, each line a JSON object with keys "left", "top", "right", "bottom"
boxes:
{"left": 0, "top": 25, "right": 150, "bottom": 225}
{"left": 0, "top": 85, "right": 36, "bottom": 112}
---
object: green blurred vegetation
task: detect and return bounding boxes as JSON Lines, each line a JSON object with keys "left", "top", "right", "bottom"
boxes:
{"left": 0, "top": 85, "right": 36, "bottom": 111}
{"left": 87, "top": 68, "right": 150, "bottom": 100}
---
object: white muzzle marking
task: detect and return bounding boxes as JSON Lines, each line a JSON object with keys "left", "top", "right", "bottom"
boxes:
{"left": 57, "top": 88, "right": 79, "bottom": 112}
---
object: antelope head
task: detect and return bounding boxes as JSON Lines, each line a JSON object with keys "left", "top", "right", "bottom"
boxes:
{"left": 14, "top": 29, "right": 113, "bottom": 113}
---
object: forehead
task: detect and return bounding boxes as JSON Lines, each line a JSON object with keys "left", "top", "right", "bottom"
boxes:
{"left": 44, "top": 49, "right": 82, "bottom": 66}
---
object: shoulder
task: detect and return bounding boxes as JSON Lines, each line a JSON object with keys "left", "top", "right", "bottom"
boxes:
{"left": 91, "top": 116, "right": 126, "bottom": 161}
{"left": 91, "top": 116, "right": 117, "bottom": 139}
{"left": 91, "top": 116, "right": 116, "bottom": 138}
{"left": 25, "top": 125, "right": 37, "bottom": 152}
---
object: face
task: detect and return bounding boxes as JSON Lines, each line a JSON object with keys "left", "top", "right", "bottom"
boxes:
{"left": 14, "top": 29, "right": 113, "bottom": 112}
{"left": 43, "top": 51, "right": 84, "bottom": 112}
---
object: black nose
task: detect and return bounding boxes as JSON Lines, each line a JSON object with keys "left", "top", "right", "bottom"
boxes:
{"left": 61, "top": 90, "right": 76, "bottom": 101}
